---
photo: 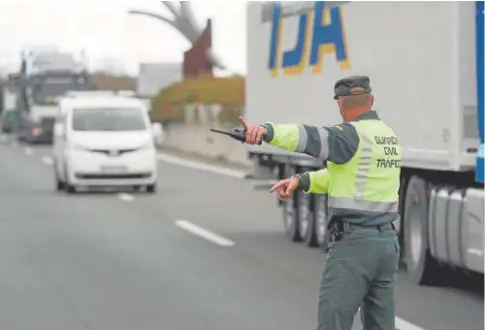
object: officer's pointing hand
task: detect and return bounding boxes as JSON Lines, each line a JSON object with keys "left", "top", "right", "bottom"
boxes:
{"left": 239, "top": 116, "right": 267, "bottom": 145}
{"left": 270, "top": 177, "right": 300, "bottom": 200}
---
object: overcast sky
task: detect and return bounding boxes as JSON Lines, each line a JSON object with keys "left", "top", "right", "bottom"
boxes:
{"left": 0, "top": 0, "right": 247, "bottom": 75}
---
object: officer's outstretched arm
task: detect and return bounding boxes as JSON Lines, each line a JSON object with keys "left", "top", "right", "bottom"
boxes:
{"left": 295, "top": 169, "right": 329, "bottom": 194}
{"left": 262, "top": 122, "right": 359, "bottom": 162}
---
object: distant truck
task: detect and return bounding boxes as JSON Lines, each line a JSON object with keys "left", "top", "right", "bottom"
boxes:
{"left": 245, "top": 1, "right": 484, "bottom": 286}
{"left": 8, "top": 48, "right": 91, "bottom": 143}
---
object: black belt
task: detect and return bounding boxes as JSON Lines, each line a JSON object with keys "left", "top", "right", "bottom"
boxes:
{"left": 328, "top": 222, "right": 395, "bottom": 247}
{"left": 340, "top": 222, "right": 395, "bottom": 232}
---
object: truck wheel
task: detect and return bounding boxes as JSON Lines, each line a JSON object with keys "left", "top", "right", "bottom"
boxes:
{"left": 282, "top": 193, "right": 301, "bottom": 242}
{"left": 298, "top": 191, "right": 317, "bottom": 247}
{"left": 314, "top": 195, "right": 329, "bottom": 250}
{"left": 404, "top": 175, "right": 441, "bottom": 285}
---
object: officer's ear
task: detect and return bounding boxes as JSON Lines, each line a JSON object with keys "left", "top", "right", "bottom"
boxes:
{"left": 369, "top": 94, "right": 375, "bottom": 107}
{"left": 336, "top": 99, "right": 345, "bottom": 118}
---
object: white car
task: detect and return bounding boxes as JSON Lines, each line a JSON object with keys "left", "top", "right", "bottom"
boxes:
{"left": 53, "top": 94, "right": 161, "bottom": 194}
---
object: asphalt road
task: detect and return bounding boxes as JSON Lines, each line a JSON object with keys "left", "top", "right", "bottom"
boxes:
{"left": 0, "top": 139, "right": 482, "bottom": 330}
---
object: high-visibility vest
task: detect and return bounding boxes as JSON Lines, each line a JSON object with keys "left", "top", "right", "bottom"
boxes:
{"left": 326, "top": 119, "right": 401, "bottom": 222}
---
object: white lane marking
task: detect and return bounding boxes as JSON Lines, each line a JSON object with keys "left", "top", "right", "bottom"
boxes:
{"left": 117, "top": 193, "right": 135, "bottom": 202}
{"left": 395, "top": 317, "right": 426, "bottom": 330}
{"left": 175, "top": 220, "right": 235, "bottom": 247}
{"left": 24, "top": 147, "right": 34, "bottom": 155}
{"left": 157, "top": 153, "right": 247, "bottom": 179}
{"left": 468, "top": 248, "right": 483, "bottom": 256}
{"left": 41, "top": 156, "right": 53, "bottom": 165}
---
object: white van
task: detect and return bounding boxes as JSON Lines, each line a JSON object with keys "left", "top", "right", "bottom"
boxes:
{"left": 53, "top": 95, "right": 161, "bottom": 193}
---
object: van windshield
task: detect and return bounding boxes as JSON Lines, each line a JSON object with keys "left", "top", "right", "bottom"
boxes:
{"left": 72, "top": 108, "right": 146, "bottom": 131}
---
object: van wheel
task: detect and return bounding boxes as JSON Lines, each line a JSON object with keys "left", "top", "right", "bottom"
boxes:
{"left": 54, "top": 161, "right": 65, "bottom": 191}
{"left": 298, "top": 191, "right": 317, "bottom": 247}
{"left": 56, "top": 177, "right": 65, "bottom": 191}
{"left": 404, "top": 175, "right": 441, "bottom": 285}
{"left": 65, "top": 184, "right": 76, "bottom": 194}
{"left": 63, "top": 165, "right": 76, "bottom": 194}
{"left": 146, "top": 184, "right": 156, "bottom": 193}
{"left": 283, "top": 193, "right": 300, "bottom": 242}
{"left": 314, "top": 195, "right": 329, "bottom": 250}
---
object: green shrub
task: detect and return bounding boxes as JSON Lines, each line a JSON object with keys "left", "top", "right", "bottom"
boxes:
{"left": 150, "top": 75, "right": 245, "bottom": 125}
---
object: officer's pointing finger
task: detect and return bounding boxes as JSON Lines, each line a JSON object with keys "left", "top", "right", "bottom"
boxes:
{"left": 238, "top": 116, "right": 248, "bottom": 129}
{"left": 270, "top": 181, "right": 286, "bottom": 193}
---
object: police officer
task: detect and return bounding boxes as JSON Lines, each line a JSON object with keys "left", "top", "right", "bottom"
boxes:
{"left": 239, "top": 75, "right": 401, "bottom": 330}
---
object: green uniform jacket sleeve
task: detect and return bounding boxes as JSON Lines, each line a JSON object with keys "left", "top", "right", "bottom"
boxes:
{"left": 298, "top": 169, "right": 329, "bottom": 194}
{"left": 262, "top": 122, "right": 359, "bottom": 164}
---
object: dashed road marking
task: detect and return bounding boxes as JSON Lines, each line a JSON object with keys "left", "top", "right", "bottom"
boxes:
{"left": 41, "top": 156, "right": 53, "bottom": 165}
{"left": 175, "top": 220, "right": 235, "bottom": 247}
{"left": 395, "top": 318, "right": 426, "bottom": 330}
{"left": 157, "top": 153, "right": 247, "bottom": 179}
{"left": 24, "top": 147, "right": 34, "bottom": 155}
{"left": 117, "top": 193, "right": 135, "bottom": 202}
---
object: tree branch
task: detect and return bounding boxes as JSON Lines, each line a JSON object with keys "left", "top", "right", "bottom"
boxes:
{"left": 127, "top": 10, "right": 176, "bottom": 27}
{"left": 161, "top": 1, "right": 181, "bottom": 18}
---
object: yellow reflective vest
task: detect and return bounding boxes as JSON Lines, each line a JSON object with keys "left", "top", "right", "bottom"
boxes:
{"left": 263, "top": 112, "right": 401, "bottom": 226}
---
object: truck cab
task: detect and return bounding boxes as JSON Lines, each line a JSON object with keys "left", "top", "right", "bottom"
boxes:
{"left": 11, "top": 50, "right": 92, "bottom": 144}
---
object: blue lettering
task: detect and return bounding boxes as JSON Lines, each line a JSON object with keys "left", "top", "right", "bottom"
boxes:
{"left": 267, "top": 1, "right": 351, "bottom": 77}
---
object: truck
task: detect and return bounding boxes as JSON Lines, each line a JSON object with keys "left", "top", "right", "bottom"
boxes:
{"left": 245, "top": 1, "right": 484, "bottom": 286}
{"left": 8, "top": 48, "right": 92, "bottom": 143}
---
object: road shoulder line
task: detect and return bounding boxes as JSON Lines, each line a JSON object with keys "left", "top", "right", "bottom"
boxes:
{"left": 157, "top": 153, "right": 247, "bottom": 179}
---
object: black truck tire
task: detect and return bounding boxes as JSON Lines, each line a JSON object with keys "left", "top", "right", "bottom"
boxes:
{"left": 314, "top": 195, "right": 329, "bottom": 251}
{"left": 283, "top": 192, "right": 301, "bottom": 242}
{"left": 404, "top": 175, "right": 441, "bottom": 285}
{"left": 298, "top": 191, "right": 317, "bottom": 247}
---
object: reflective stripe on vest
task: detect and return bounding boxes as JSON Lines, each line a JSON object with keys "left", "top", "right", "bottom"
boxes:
{"left": 327, "top": 197, "right": 399, "bottom": 213}
{"left": 354, "top": 133, "right": 374, "bottom": 200}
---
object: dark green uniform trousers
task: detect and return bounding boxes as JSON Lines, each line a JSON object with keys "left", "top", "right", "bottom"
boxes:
{"left": 317, "top": 225, "right": 400, "bottom": 330}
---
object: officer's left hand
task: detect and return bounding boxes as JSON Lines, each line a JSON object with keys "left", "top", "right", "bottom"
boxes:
{"left": 270, "top": 177, "right": 300, "bottom": 200}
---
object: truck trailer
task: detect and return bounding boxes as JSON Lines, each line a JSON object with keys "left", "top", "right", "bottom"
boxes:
{"left": 245, "top": 1, "right": 484, "bottom": 286}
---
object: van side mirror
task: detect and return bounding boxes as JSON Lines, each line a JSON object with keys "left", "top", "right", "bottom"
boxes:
{"left": 152, "top": 122, "right": 165, "bottom": 144}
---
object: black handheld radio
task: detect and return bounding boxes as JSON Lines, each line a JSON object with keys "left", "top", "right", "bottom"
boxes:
{"left": 209, "top": 128, "right": 262, "bottom": 145}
